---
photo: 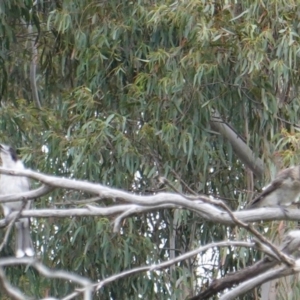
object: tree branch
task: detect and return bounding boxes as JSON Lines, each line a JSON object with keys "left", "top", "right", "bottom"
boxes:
{"left": 0, "top": 257, "right": 93, "bottom": 300}
{"left": 219, "top": 264, "right": 299, "bottom": 300}
{"left": 0, "top": 267, "right": 26, "bottom": 300}
{"left": 1, "top": 168, "right": 300, "bottom": 299}
{"left": 95, "top": 241, "right": 254, "bottom": 290}
{"left": 191, "top": 230, "right": 300, "bottom": 299}
{"left": 0, "top": 167, "right": 299, "bottom": 227}
{"left": 210, "top": 111, "right": 264, "bottom": 178}
{"left": 190, "top": 257, "right": 278, "bottom": 300}
{"left": 0, "top": 185, "right": 54, "bottom": 204}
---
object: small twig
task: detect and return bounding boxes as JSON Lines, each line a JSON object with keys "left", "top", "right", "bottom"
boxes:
{"left": 276, "top": 116, "right": 300, "bottom": 128}
{"left": 170, "top": 169, "right": 198, "bottom": 195}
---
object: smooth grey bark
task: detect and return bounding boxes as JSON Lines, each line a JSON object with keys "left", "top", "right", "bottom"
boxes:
{"left": 210, "top": 111, "right": 264, "bottom": 178}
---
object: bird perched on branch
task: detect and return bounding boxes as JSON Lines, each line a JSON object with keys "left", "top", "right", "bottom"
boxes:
{"left": 0, "top": 144, "right": 34, "bottom": 257}
{"left": 248, "top": 166, "right": 300, "bottom": 209}
{"left": 281, "top": 230, "right": 300, "bottom": 255}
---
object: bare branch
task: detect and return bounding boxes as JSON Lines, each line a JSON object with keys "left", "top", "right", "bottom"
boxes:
{"left": 20, "top": 5, "right": 41, "bottom": 110}
{"left": 0, "top": 206, "right": 300, "bottom": 235}
{"left": 192, "top": 230, "right": 300, "bottom": 300}
{"left": 112, "top": 204, "right": 177, "bottom": 232}
{"left": 161, "top": 177, "right": 294, "bottom": 266}
{"left": 27, "top": 21, "right": 41, "bottom": 109}
{"left": 95, "top": 241, "right": 254, "bottom": 291}
{"left": 0, "top": 205, "right": 179, "bottom": 227}
{"left": 0, "top": 257, "right": 93, "bottom": 300}
{"left": 1, "top": 168, "right": 300, "bottom": 299}
{"left": 210, "top": 111, "right": 264, "bottom": 178}
{"left": 190, "top": 257, "right": 278, "bottom": 300}
{"left": 0, "top": 185, "right": 54, "bottom": 204}
{"left": 220, "top": 263, "right": 300, "bottom": 300}
{"left": 1, "top": 168, "right": 299, "bottom": 225}
{"left": 0, "top": 267, "right": 26, "bottom": 300}
{"left": 1, "top": 205, "right": 300, "bottom": 226}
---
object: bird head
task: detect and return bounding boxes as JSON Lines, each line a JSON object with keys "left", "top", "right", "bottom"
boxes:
{"left": 0, "top": 144, "right": 19, "bottom": 167}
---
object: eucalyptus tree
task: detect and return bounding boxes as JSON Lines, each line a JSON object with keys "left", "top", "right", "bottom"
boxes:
{"left": 0, "top": 0, "right": 300, "bottom": 299}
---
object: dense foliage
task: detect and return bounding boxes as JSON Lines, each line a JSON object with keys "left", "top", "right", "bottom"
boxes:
{"left": 1, "top": 0, "right": 300, "bottom": 299}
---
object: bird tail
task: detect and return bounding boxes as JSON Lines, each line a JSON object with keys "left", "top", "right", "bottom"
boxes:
{"left": 15, "top": 219, "right": 34, "bottom": 258}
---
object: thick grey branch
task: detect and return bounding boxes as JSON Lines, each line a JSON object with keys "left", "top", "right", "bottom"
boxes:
{"left": 0, "top": 204, "right": 177, "bottom": 227}
{"left": 28, "top": 23, "right": 41, "bottom": 109}
{"left": 210, "top": 112, "right": 264, "bottom": 177}
{"left": 0, "top": 196, "right": 300, "bottom": 229}
{"left": 1, "top": 168, "right": 299, "bottom": 224}
{"left": 0, "top": 206, "right": 300, "bottom": 224}
{"left": 0, "top": 168, "right": 230, "bottom": 221}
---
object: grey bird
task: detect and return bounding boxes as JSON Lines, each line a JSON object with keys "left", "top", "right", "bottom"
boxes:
{"left": 248, "top": 166, "right": 300, "bottom": 208}
{"left": 281, "top": 230, "right": 300, "bottom": 255}
{"left": 0, "top": 144, "right": 34, "bottom": 257}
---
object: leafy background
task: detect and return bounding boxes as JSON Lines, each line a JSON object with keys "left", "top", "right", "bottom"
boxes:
{"left": 0, "top": 0, "right": 300, "bottom": 299}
